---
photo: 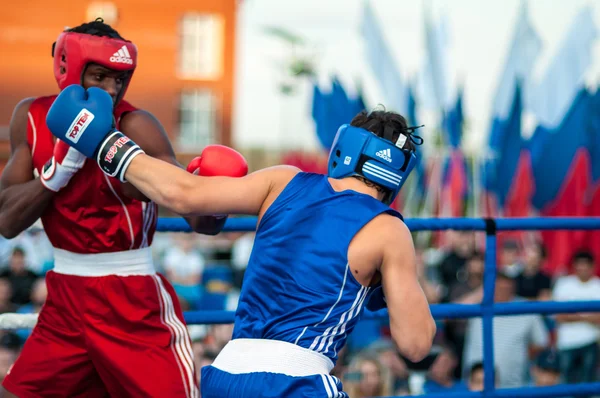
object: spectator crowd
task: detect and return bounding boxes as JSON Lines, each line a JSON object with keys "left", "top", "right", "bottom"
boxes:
{"left": 0, "top": 226, "right": 599, "bottom": 397}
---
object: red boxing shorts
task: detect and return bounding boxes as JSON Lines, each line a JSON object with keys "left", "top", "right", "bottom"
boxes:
{"left": 2, "top": 248, "right": 199, "bottom": 398}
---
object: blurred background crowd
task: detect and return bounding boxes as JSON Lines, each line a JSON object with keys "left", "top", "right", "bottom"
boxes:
{"left": 0, "top": 226, "right": 599, "bottom": 396}
{"left": 2, "top": 0, "right": 600, "bottom": 396}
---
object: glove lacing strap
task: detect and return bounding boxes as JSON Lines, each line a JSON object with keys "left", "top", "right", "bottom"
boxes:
{"left": 96, "top": 131, "right": 144, "bottom": 182}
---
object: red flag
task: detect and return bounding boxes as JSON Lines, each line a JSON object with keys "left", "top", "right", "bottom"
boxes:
{"left": 496, "top": 150, "right": 537, "bottom": 254}
{"left": 540, "top": 149, "right": 592, "bottom": 276}
{"left": 586, "top": 181, "right": 600, "bottom": 273}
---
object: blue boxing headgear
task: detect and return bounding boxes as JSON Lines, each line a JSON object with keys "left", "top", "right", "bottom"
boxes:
{"left": 327, "top": 124, "right": 420, "bottom": 205}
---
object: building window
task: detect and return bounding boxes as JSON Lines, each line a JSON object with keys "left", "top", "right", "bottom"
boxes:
{"left": 86, "top": 2, "right": 118, "bottom": 26}
{"left": 178, "top": 89, "right": 219, "bottom": 150}
{"left": 178, "top": 13, "right": 224, "bottom": 80}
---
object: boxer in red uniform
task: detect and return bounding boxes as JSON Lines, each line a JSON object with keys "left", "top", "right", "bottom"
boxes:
{"left": 0, "top": 18, "right": 247, "bottom": 398}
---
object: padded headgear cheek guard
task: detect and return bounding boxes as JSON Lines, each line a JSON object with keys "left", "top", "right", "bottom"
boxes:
{"left": 327, "top": 124, "right": 418, "bottom": 205}
{"left": 52, "top": 31, "right": 137, "bottom": 105}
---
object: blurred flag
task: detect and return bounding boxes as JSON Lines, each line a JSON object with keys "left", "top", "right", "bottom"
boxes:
{"left": 586, "top": 89, "right": 600, "bottom": 269}
{"left": 491, "top": 1, "right": 542, "bottom": 120}
{"left": 529, "top": 89, "right": 595, "bottom": 275}
{"left": 394, "top": 84, "right": 427, "bottom": 214}
{"left": 484, "top": 84, "right": 528, "bottom": 211}
{"left": 360, "top": 0, "right": 408, "bottom": 114}
{"left": 527, "top": 5, "right": 598, "bottom": 127}
{"left": 483, "top": 1, "right": 541, "bottom": 215}
{"left": 310, "top": 77, "right": 366, "bottom": 151}
{"left": 481, "top": 2, "right": 542, "bottom": 248}
{"left": 418, "top": 7, "right": 455, "bottom": 112}
{"left": 440, "top": 90, "right": 468, "bottom": 218}
{"left": 407, "top": 84, "right": 427, "bottom": 197}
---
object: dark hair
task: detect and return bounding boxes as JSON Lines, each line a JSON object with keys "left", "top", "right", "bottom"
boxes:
{"left": 11, "top": 247, "right": 25, "bottom": 257}
{"left": 533, "top": 241, "right": 547, "bottom": 259}
{"left": 349, "top": 106, "right": 422, "bottom": 195}
{"left": 572, "top": 250, "right": 595, "bottom": 265}
{"left": 350, "top": 107, "right": 416, "bottom": 152}
{"left": 469, "top": 251, "right": 485, "bottom": 263}
{"left": 66, "top": 17, "right": 125, "bottom": 40}
{"left": 469, "top": 361, "right": 484, "bottom": 378}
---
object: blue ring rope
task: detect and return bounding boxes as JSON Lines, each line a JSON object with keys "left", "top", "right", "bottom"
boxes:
{"left": 161, "top": 216, "right": 600, "bottom": 397}
{"left": 157, "top": 216, "right": 600, "bottom": 232}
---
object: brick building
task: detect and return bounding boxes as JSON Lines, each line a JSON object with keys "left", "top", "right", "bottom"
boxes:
{"left": 0, "top": 0, "right": 238, "bottom": 172}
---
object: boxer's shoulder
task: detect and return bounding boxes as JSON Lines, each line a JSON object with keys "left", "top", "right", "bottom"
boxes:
{"left": 118, "top": 109, "right": 164, "bottom": 138}
{"left": 9, "top": 97, "right": 38, "bottom": 144}
{"left": 11, "top": 97, "right": 36, "bottom": 118}
{"left": 355, "top": 213, "right": 411, "bottom": 254}
{"left": 262, "top": 165, "right": 302, "bottom": 190}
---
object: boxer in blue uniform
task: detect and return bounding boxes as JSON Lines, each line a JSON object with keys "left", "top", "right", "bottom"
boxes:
{"left": 45, "top": 86, "right": 437, "bottom": 397}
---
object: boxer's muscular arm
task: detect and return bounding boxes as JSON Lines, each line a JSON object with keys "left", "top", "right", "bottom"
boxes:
{"left": 118, "top": 110, "right": 226, "bottom": 235}
{"left": 123, "top": 153, "right": 297, "bottom": 217}
{"left": 0, "top": 98, "right": 56, "bottom": 239}
{"left": 379, "top": 218, "right": 436, "bottom": 363}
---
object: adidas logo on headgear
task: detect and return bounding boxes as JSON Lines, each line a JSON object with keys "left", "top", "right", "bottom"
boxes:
{"left": 110, "top": 45, "right": 133, "bottom": 64}
{"left": 375, "top": 148, "right": 392, "bottom": 162}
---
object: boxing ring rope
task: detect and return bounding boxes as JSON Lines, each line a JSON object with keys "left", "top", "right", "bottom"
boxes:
{"left": 2, "top": 216, "right": 600, "bottom": 397}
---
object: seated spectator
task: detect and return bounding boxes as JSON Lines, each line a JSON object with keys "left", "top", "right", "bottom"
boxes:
{"left": 463, "top": 271, "right": 549, "bottom": 388}
{"left": 15, "top": 278, "right": 47, "bottom": 342}
{"left": 0, "top": 247, "right": 38, "bottom": 306}
{"left": 162, "top": 234, "right": 205, "bottom": 307}
{"left": 367, "top": 339, "right": 409, "bottom": 391}
{"left": 499, "top": 239, "right": 522, "bottom": 278}
{"left": 188, "top": 325, "right": 208, "bottom": 382}
{"left": 530, "top": 348, "right": 561, "bottom": 387}
{"left": 553, "top": 250, "right": 600, "bottom": 387}
{"left": 515, "top": 241, "right": 552, "bottom": 301}
{"left": 446, "top": 252, "right": 485, "bottom": 379}
{"left": 448, "top": 252, "right": 484, "bottom": 303}
{"left": 437, "top": 231, "right": 475, "bottom": 302}
{"left": 203, "top": 324, "right": 234, "bottom": 355}
{"left": 0, "top": 279, "right": 16, "bottom": 314}
{"left": 0, "top": 333, "right": 20, "bottom": 383}
{"left": 344, "top": 352, "right": 393, "bottom": 398}
{"left": 423, "top": 346, "right": 468, "bottom": 393}
{"left": 230, "top": 232, "right": 255, "bottom": 289}
{"left": 467, "top": 362, "right": 484, "bottom": 391}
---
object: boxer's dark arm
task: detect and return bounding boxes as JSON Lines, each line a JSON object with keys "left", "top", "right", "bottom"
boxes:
{"left": 118, "top": 110, "right": 225, "bottom": 235}
{"left": 0, "top": 98, "right": 56, "bottom": 239}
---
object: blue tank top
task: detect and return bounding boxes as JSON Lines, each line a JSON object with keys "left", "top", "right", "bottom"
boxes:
{"left": 232, "top": 172, "right": 402, "bottom": 364}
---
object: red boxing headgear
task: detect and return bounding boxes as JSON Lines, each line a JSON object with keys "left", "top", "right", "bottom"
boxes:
{"left": 52, "top": 31, "right": 137, "bottom": 104}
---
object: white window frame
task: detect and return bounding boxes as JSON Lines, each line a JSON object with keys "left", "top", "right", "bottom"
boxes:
{"left": 178, "top": 89, "right": 220, "bottom": 151}
{"left": 178, "top": 13, "right": 224, "bottom": 80}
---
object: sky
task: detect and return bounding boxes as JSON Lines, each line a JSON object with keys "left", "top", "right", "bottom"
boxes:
{"left": 231, "top": 0, "right": 600, "bottom": 154}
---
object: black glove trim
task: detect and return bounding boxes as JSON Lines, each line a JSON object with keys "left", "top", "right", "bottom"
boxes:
{"left": 96, "top": 131, "right": 144, "bottom": 182}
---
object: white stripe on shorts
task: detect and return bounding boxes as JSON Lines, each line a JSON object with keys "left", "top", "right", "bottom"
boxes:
{"left": 320, "top": 373, "right": 333, "bottom": 397}
{"left": 153, "top": 275, "right": 199, "bottom": 398}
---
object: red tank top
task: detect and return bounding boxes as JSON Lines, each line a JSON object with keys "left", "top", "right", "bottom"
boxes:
{"left": 27, "top": 96, "right": 158, "bottom": 254}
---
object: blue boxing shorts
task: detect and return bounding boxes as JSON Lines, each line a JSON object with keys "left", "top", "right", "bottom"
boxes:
{"left": 200, "top": 339, "right": 347, "bottom": 398}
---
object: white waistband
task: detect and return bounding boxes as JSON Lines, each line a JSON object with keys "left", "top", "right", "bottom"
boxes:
{"left": 211, "top": 338, "right": 334, "bottom": 377}
{"left": 53, "top": 247, "right": 155, "bottom": 277}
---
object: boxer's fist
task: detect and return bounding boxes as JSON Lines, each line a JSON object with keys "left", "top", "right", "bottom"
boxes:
{"left": 40, "top": 140, "right": 87, "bottom": 192}
{"left": 46, "top": 85, "right": 114, "bottom": 158}
{"left": 46, "top": 85, "right": 144, "bottom": 182}
{"left": 187, "top": 145, "right": 248, "bottom": 178}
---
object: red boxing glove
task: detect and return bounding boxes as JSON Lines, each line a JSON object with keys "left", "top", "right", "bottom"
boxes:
{"left": 186, "top": 145, "right": 248, "bottom": 178}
